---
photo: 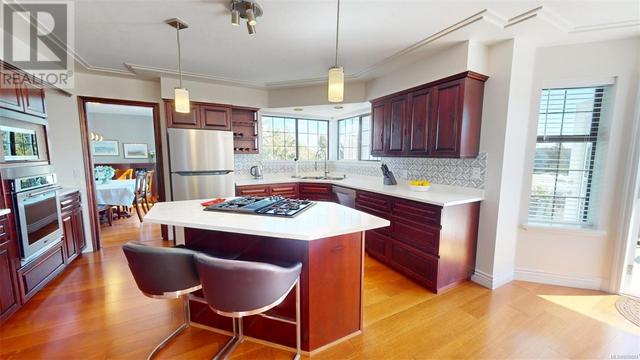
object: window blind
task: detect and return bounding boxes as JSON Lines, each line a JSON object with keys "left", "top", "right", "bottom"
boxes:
{"left": 527, "top": 86, "right": 607, "bottom": 227}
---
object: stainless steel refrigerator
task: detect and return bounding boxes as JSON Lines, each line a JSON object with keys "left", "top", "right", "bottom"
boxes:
{"left": 168, "top": 128, "right": 235, "bottom": 200}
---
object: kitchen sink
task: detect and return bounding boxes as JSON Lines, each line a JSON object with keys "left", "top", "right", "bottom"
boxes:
{"left": 293, "top": 175, "right": 346, "bottom": 180}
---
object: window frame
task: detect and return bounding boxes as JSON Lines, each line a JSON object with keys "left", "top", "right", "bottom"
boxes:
{"left": 337, "top": 113, "right": 378, "bottom": 161}
{"left": 527, "top": 86, "right": 605, "bottom": 227}
{"left": 260, "top": 115, "right": 329, "bottom": 161}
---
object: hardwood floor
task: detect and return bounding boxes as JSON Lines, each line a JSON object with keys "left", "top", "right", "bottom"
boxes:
{"left": 1, "top": 216, "right": 639, "bottom": 359}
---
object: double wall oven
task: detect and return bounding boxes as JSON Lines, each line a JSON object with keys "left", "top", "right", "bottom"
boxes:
{"left": 1, "top": 165, "right": 62, "bottom": 264}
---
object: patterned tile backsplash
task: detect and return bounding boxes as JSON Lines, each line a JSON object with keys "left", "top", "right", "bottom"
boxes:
{"left": 235, "top": 153, "right": 487, "bottom": 189}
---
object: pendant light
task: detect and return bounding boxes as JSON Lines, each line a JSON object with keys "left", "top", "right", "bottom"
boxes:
{"left": 328, "top": 0, "right": 344, "bottom": 103}
{"left": 166, "top": 18, "right": 190, "bottom": 113}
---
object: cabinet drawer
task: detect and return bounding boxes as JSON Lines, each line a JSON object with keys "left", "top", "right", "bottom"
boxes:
{"left": 391, "top": 217, "right": 440, "bottom": 256}
{"left": 392, "top": 198, "right": 441, "bottom": 226}
{"left": 355, "top": 205, "right": 390, "bottom": 235}
{"left": 299, "top": 183, "right": 332, "bottom": 194}
{"left": 235, "top": 185, "right": 269, "bottom": 197}
{"left": 365, "top": 230, "right": 388, "bottom": 259}
{"left": 355, "top": 191, "right": 391, "bottom": 213}
{"left": 17, "top": 242, "right": 66, "bottom": 302}
{"left": 60, "top": 192, "right": 81, "bottom": 214}
{"left": 389, "top": 241, "right": 437, "bottom": 288}
{"left": 269, "top": 183, "right": 298, "bottom": 198}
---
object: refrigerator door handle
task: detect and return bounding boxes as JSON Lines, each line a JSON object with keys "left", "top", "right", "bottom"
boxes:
{"left": 173, "top": 170, "right": 234, "bottom": 176}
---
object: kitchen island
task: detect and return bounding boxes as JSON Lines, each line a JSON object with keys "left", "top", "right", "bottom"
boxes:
{"left": 144, "top": 199, "right": 389, "bottom": 354}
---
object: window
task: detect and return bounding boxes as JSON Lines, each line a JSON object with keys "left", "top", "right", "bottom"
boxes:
{"left": 261, "top": 116, "right": 328, "bottom": 161}
{"left": 527, "top": 86, "right": 606, "bottom": 227}
{"left": 337, "top": 114, "right": 379, "bottom": 161}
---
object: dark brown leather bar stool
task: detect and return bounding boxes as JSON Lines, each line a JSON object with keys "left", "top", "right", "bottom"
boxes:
{"left": 195, "top": 254, "right": 303, "bottom": 360}
{"left": 122, "top": 242, "right": 238, "bottom": 360}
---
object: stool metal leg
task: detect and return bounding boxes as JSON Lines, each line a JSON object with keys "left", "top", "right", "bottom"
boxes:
{"left": 147, "top": 295, "right": 191, "bottom": 360}
{"left": 213, "top": 317, "right": 244, "bottom": 360}
{"left": 294, "top": 278, "right": 301, "bottom": 360}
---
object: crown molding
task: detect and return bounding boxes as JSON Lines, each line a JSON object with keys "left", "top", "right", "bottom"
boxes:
{"left": 73, "top": 5, "right": 639, "bottom": 89}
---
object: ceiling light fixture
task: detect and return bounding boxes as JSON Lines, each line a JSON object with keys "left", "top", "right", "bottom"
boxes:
{"left": 230, "top": 0, "right": 263, "bottom": 35}
{"left": 231, "top": 3, "right": 240, "bottom": 26}
{"left": 328, "top": 0, "right": 344, "bottom": 103}
{"left": 166, "top": 18, "right": 190, "bottom": 113}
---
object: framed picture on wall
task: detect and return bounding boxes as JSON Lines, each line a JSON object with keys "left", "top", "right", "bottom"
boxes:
{"left": 123, "top": 143, "right": 149, "bottom": 159}
{"left": 91, "top": 140, "right": 119, "bottom": 156}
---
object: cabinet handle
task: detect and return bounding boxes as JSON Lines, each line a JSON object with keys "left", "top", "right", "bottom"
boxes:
{"left": 331, "top": 245, "right": 344, "bottom": 253}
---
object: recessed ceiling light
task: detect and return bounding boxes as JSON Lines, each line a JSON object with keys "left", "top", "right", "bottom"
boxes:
{"left": 334, "top": 105, "right": 344, "bottom": 110}
{"left": 293, "top": 108, "right": 303, "bottom": 111}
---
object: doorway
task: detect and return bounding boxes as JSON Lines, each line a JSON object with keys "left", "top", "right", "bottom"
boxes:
{"left": 77, "top": 97, "right": 166, "bottom": 251}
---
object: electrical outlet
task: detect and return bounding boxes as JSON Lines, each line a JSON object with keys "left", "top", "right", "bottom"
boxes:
{"left": 472, "top": 168, "right": 481, "bottom": 180}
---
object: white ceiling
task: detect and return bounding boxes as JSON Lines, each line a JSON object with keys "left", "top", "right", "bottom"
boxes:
{"left": 71, "top": 0, "right": 640, "bottom": 87}
{"left": 86, "top": 103, "right": 154, "bottom": 117}
{"left": 264, "top": 102, "right": 371, "bottom": 120}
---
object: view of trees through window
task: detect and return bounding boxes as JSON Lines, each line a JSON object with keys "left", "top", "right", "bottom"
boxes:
{"left": 528, "top": 87, "right": 605, "bottom": 226}
{"left": 338, "top": 114, "right": 379, "bottom": 161}
{"left": 261, "top": 116, "right": 328, "bottom": 161}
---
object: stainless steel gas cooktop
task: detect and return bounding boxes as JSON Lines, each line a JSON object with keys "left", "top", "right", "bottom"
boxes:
{"left": 204, "top": 196, "right": 315, "bottom": 217}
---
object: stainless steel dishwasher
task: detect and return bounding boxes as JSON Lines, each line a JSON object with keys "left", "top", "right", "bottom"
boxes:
{"left": 333, "top": 185, "right": 356, "bottom": 208}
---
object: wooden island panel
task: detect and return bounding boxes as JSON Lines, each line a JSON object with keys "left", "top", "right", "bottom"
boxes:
{"left": 183, "top": 228, "right": 364, "bottom": 353}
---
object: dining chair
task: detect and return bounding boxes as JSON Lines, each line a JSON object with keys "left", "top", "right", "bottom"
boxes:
{"left": 133, "top": 171, "right": 148, "bottom": 222}
{"left": 116, "top": 168, "right": 134, "bottom": 180}
{"left": 143, "top": 170, "right": 155, "bottom": 212}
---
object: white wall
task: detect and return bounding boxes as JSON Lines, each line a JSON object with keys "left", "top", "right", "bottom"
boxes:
{"left": 515, "top": 37, "right": 640, "bottom": 290}
{"left": 46, "top": 72, "right": 161, "bottom": 252}
{"left": 268, "top": 82, "right": 367, "bottom": 108}
{"left": 160, "top": 77, "right": 268, "bottom": 108}
{"left": 88, "top": 113, "right": 156, "bottom": 164}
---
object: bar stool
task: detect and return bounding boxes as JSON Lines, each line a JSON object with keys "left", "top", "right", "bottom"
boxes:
{"left": 122, "top": 242, "right": 238, "bottom": 360}
{"left": 194, "top": 254, "right": 303, "bottom": 360}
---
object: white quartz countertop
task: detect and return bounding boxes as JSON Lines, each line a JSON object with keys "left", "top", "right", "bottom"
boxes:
{"left": 144, "top": 199, "right": 390, "bottom": 241}
{"left": 235, "top": 175, "right": 483, "bottom": 207}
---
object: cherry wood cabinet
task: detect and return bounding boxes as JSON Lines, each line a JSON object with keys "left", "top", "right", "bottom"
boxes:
{"left": 16, "top": 241, "right": 66, "bottom": 303}
{"left": 355, "top": 190, "right": 479, "bottom": 293}
{"left": 21, "top": 82, "right": 47, "bottom": 117}
{"left": 60, "top": 191, "right": 85, "bottom": 263}
{"left": 370, "top": 71, "right": 487, "bottom": 158}
{"left": 269, "top": 183, "right": 299, "bottom": 198}
{"left": 200, "top": 104, "right": 231, "bottom": 130}
{"left": 165, "top": 101, "right": 200, "bottom": 128}
{"left": 298, "top": 183, "right": 334, "bottom": 201}
{"left": 0, "top": 66, "right": 47, "bottom": 118}
{"left": 235, "top": 184, "right": 270, "bottom": 197}
{"left": 0, "top": 216, "right": 19, "bottom": 324}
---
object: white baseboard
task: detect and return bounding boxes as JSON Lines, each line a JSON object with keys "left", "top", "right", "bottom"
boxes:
{"left": 471, "top": 269, "right": 514, "bottom": 289}
{"left": 514, "top": 267, "right": 606, "bottom": 291}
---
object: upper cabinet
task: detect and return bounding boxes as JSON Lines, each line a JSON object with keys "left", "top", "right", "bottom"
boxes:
{"left": 370, "top": 71, "right": 488, "bottom": 158}
{"left": 0, "top": 67, "right": 47, "bottom": 119}
{"left": 164, "top": 99, "right": 259, "bottom": 154}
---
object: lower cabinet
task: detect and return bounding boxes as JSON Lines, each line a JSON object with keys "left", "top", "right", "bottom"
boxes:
{"left": 298, "top": 183, "right": 334, "bottom": 201}
{"left": 269, "top": 183, "right": 299, "bottom": 198}
{"left": 0, "top": 237, "right": 20, "bottom": 322}
{"left": 356, "top": 190, "right": 480, "bottom": 293}
{"left": 16, "top": 242, "right": 66, "bottom": 303}
{"left": 60, "top": 190, "right": 86, "bottom": 262}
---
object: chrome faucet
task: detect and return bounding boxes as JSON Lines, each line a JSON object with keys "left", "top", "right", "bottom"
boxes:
{"left": 314, "top": 148, "right": 329, "bottom": 177}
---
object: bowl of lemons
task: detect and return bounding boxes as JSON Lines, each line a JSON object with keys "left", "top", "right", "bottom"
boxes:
{"left": 408, "top": 179, "right": 432, "bottom": 192}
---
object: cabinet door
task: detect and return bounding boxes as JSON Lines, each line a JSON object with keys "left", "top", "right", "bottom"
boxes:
{"left": 429, "top": 80, "right": 463, "bottom": 157}
{"left": 406, "top": 88, "right": 432, "bottom": 155}
{"left": 370, "top": 101, "right": 386, "bottom": 155}
{"left": 0, "top": 242, "right": 19, "bottom": 319}
{"left": 0, "top": 70, "right": 24, "bottom": 112}
{"left": 269, "top": 183, "right": 298, "bottom": 199}
{"left": 200, "top": 105, "right": 231, "bottom": 130}
{"left": 62, "top": 213, "right": 78, "bottom": 262}
{"left": 299, "top": 183, "right": 334, "bottom": 201}
{"left": 22, "top": 82, "right": 47, "bottom": 117}
{"left": 385, "top": 95, "right": 407, "bottom": 154}
{"left": 73, "top": 209, "right": 86, "bottom": 252}
{"left": 235, "top": 185, "right": 270, "bottom": 197}
{"left": 165, "top": 101, "right": 200, "bottom": 128}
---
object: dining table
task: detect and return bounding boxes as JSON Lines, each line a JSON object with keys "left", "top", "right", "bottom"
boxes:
{"left": 95, "top": 179, "right": 137, "bottom": 206}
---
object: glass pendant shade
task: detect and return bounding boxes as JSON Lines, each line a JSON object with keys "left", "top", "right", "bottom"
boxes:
{"left": 327, "top": 66, "right": 344, "bottom": 103}
{"left": 174, "top": 87, "right": 190, "bottom": 113}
